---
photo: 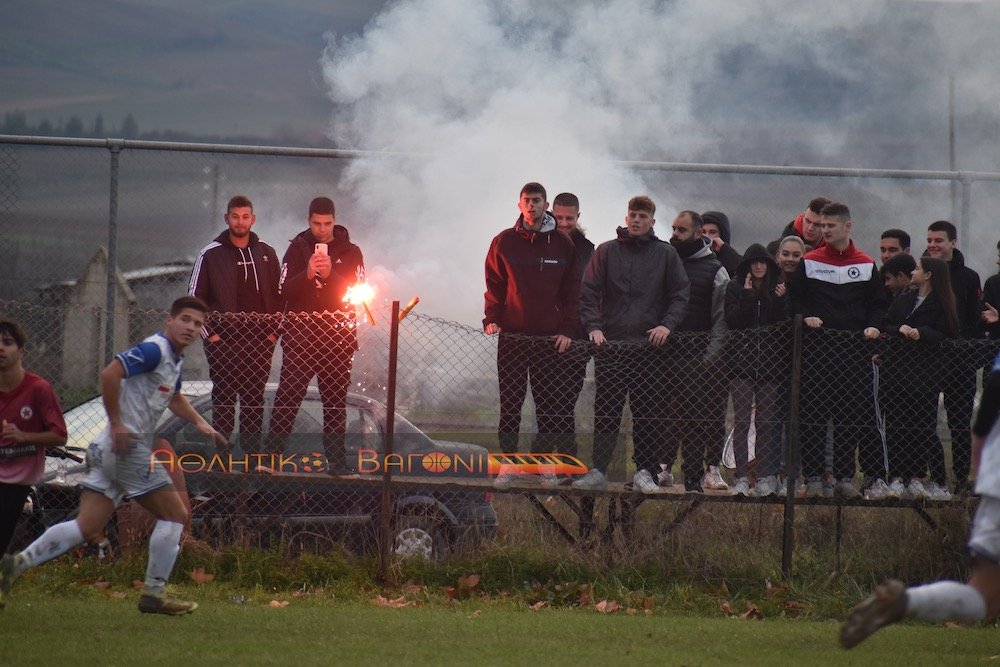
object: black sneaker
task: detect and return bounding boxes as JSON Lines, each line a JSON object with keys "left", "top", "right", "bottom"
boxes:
{"left": 684, "top": 478, "right": 703, "bottom": 493}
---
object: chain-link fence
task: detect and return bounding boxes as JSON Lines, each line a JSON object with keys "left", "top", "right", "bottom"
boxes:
{"left": 3, "top": 135, "right": 1000, "bottom": 581}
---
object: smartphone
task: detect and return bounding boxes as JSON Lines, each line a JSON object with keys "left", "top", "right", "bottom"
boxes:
{"left": 315, "top": 243, "right": 328, "bottom": 255}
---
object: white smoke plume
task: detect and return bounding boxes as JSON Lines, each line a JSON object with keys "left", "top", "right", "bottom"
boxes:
{"left": 320, "top": 0, "right": 1000, "bottom": 324}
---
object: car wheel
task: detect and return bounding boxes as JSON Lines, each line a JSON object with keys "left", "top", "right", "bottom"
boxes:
{"left": 393, "top": 515, "right": 448, "bottom": 561}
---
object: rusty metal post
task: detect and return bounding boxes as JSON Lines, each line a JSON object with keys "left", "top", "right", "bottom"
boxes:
{"left": 377, "top": 300, "right": 401, "bottom": 584}
{"left": 782, "top": 315, "right": 804, "bottom": 578}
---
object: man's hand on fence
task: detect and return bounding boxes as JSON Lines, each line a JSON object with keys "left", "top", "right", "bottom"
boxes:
{"left": 899, "top": 325, "right": 919, "bottom": 341}
{"left": 804, "top": 317, "right": 823, "bottom": 329}
{"left": 589, "top": 329, "right": 607, "bottom": 346}
{"left": 483, "top": 323, "right": 500, "bottom": 335}
{"left": 553, "top": 334, "right": 572, "bottom": 353}
{"left": 983, "top": 303, "right": 999, "bottom": 325}
{"left": 647, "top": 325, "right": 670, "bottom": 347}
{"left": 863, "top": 327, "right": 881, "bottom": 340}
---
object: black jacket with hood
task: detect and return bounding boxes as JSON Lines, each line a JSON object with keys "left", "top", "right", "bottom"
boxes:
{"left": 702, "top": 211, "right": 742, "bottom": 278}
{"left": 279, "top": 225, "right": 365, "bottom": 316}
{"left": 724, "top": 243, "right": 788, "bottom": 382}
{"left": 189, "top": 229, "right": 281, "bottom": 338}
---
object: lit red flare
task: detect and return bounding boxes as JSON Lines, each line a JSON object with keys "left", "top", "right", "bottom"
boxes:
{"left": 344, "top": 282, "right": 376, "bottom": 325}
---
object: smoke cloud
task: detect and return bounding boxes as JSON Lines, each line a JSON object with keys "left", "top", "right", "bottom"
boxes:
{"left": 320, "top": 0, "right": 1000, "bottom": 324}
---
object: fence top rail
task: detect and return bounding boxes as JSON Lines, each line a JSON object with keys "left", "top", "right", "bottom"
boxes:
{"left": 0, "top": 134, "right": 417, "bottom": 161}
{"left": 4, "top": 133, "right": 1000, "bottom": 182}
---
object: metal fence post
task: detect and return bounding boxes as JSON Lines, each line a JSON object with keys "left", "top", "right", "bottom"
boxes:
{"left": 960, "top": 175, "right": 972, "bottom": 248}
{"left": 781, "top": 315, "right": 804, "bottom": 578}
{"left": 378, "top": 300, "right": 402, "bottom": 584}
{"left": 104, "top": 140, "right": 122, "bottom": 366}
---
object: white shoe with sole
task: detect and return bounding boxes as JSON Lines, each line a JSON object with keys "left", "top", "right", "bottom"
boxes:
{"left": 571, "top": 469, "right": 608, "bottom": 491}
{"left": 632, "top": 469, "right": 662, "bottom": 494}
{"left": 702, "top": 465, "right": 729, "bottom": 491}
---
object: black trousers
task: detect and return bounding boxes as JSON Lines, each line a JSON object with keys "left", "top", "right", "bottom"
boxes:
{"left": 881, "top": 381, "right": 942, "bottom": 483}
{"left": 663, "top": 356, "right": 729, "bottom": 483}
{"left": 799, "top": 333, "right": 882, "bottom": 480}
{"left": 592, "top": 345, "right": 668, "bottom": 474}
{"left": 204, "top": 322, "right": 275, "bottom": 453}
{"left": 941, "top": 365, "right": 976, "bottom": 488}
{"left": 0, "top": 483, "right": 31, "bottom": 555}
{"left": 496, "top": 334, "right": 583, "bottom": 455}
{"left": 269, "top": 316, "right": 356, "bottom": 467}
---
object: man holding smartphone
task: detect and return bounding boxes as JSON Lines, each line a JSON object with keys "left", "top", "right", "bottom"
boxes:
{"left": 268, "top": 197, "right": 365, "bottom": 475}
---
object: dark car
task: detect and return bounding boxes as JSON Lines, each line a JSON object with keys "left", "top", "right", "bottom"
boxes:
{"left": 17, "top": 383, "right": 497, "bottom": 561}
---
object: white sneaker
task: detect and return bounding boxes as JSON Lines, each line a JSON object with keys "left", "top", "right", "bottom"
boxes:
{"left": 835, "top": 478, "right": 861, "bottom": 499}
{"left": 632, "top": 469, "right": 662, "bottom": 494}
{"left": 925, "top": 481, "right": 952, "bottom": 501}
{"left": 754, "top": 475, "right": 778, "bottom": 497}
{"left": 571, "top": 469, "right": 608, "bottom": 491}
{"left": 732, "top": 477, "right": 751, "bottom": 496}
{"left": 539, "top": 472, "right": 560, "bottom": 489}
{"left": 656, "top": 464, "right": 674, "bottom": 488}
{"left": 905, "top": 478, "right": 927, "bottom": 499}
{"left": 864, "top": 478, "right": 890, "bottom": 500}
{"left": 702, "top": 465, "right": 729, "bottom": 491}
{"left": 886, "top": 478, "right": 906, "bottom": 499}
{"left": 805, "top": 476, "right": 825, "bottom": 498}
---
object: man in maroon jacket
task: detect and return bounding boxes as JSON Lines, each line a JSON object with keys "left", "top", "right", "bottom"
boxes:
{"left": 484, "top": 182, "right": 580, "bottom": 489}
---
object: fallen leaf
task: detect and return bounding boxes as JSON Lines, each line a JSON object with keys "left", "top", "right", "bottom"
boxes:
{"left": 458, "top": 574, "right": 481, "bottom": 590}
{"left": 530, "top": 601, "right": 547, "bottom": 610}
{"left": 93, "top": 580, "right": 111, "bottom": 590}
{"left": 578, "top": 584, "right": 592, "bottom": 607}
{"left": 132, "top": 580, "right": 144, "bottom": 590}
{"left": 644, "top": 609, "right": 653, "bottom": 616}
{"left": 110, "top": 591, "right": 128, "bottom": 600}
{"left": 719, "top": 601, "right": 734, "bottom": 614}
{"left": 292, "top": 590, "right": 307, "bottom": 598}
{"left": 269, "top": 600, "right": 289, "bottom": 608}
{"left": 641, "top": 596, "right": 655, "bottom": 610}
{"left": 595, "top": 600, "right": 621, "bottom": 613}
{"left": 740, "top": 601, "right": 762, "bottom": 620}
{"left": 372, "top": 595, "right": 414, "bottom": 608}
{"left": 188, "top": 567, "right": 215, "bottom": 584}
{"left": 442, "top": 586, "right": 458, "bottom": 599}
{"left": 468, "top": 610, "right": 482, "bottom": 619}
{"left": 626, "top": 608, "right": 638, "bottom": 615}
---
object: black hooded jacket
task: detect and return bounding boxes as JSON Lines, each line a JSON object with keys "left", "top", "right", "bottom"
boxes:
{"left": 702, "top": 211, "right": 742, "bottom": 277}
{"left": 279, "top": 225, "right": 365, "bottom": 315}
{"left": 189, "top": 229, "right": 281, "bottom": 338}
{"left": 944, "top": 248, "right": 982, "bottom": 338}
{"left": 724, "top": 243, "right": 788, "bottom": 382}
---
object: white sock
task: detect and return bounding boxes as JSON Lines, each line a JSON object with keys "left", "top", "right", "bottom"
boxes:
{"left": 906, "top": 581, "right": 986, "bottom": 623}
{"left": 17, "top": 520, "right": 85, "bottom": 574}
{"left": 143, "top": 520, "right": 183, "bottom": 594}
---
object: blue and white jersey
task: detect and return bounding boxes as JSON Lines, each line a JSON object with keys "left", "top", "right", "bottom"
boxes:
{"left": 976, "top": 349, "right": 1000, "bottom": 499}
{"left": 95, "top": 332, "right": 183, "bottom": 449}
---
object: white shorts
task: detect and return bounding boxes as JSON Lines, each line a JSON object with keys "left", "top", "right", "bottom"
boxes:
{"left": 79, "top": 439, "right": 173, "bottom": 506}
{"left": 968, "top": 496, "right": 1000, "bottom": 564}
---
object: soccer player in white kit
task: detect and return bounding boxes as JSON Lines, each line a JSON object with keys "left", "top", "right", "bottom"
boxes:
{"left": 841, "top": 346, "right": 1000, "bottom": 647}
{"left": 1, "top": 296, "right": 225, "bottom": 615}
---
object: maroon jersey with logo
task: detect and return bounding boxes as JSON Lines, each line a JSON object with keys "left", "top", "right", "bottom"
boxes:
{"left": 0, "top": 372, "right": 67, "bottom": 485}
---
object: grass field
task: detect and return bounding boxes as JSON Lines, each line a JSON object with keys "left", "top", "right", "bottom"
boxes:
{"left": 1, "top": 586, "right": 996, "bottom": 666}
